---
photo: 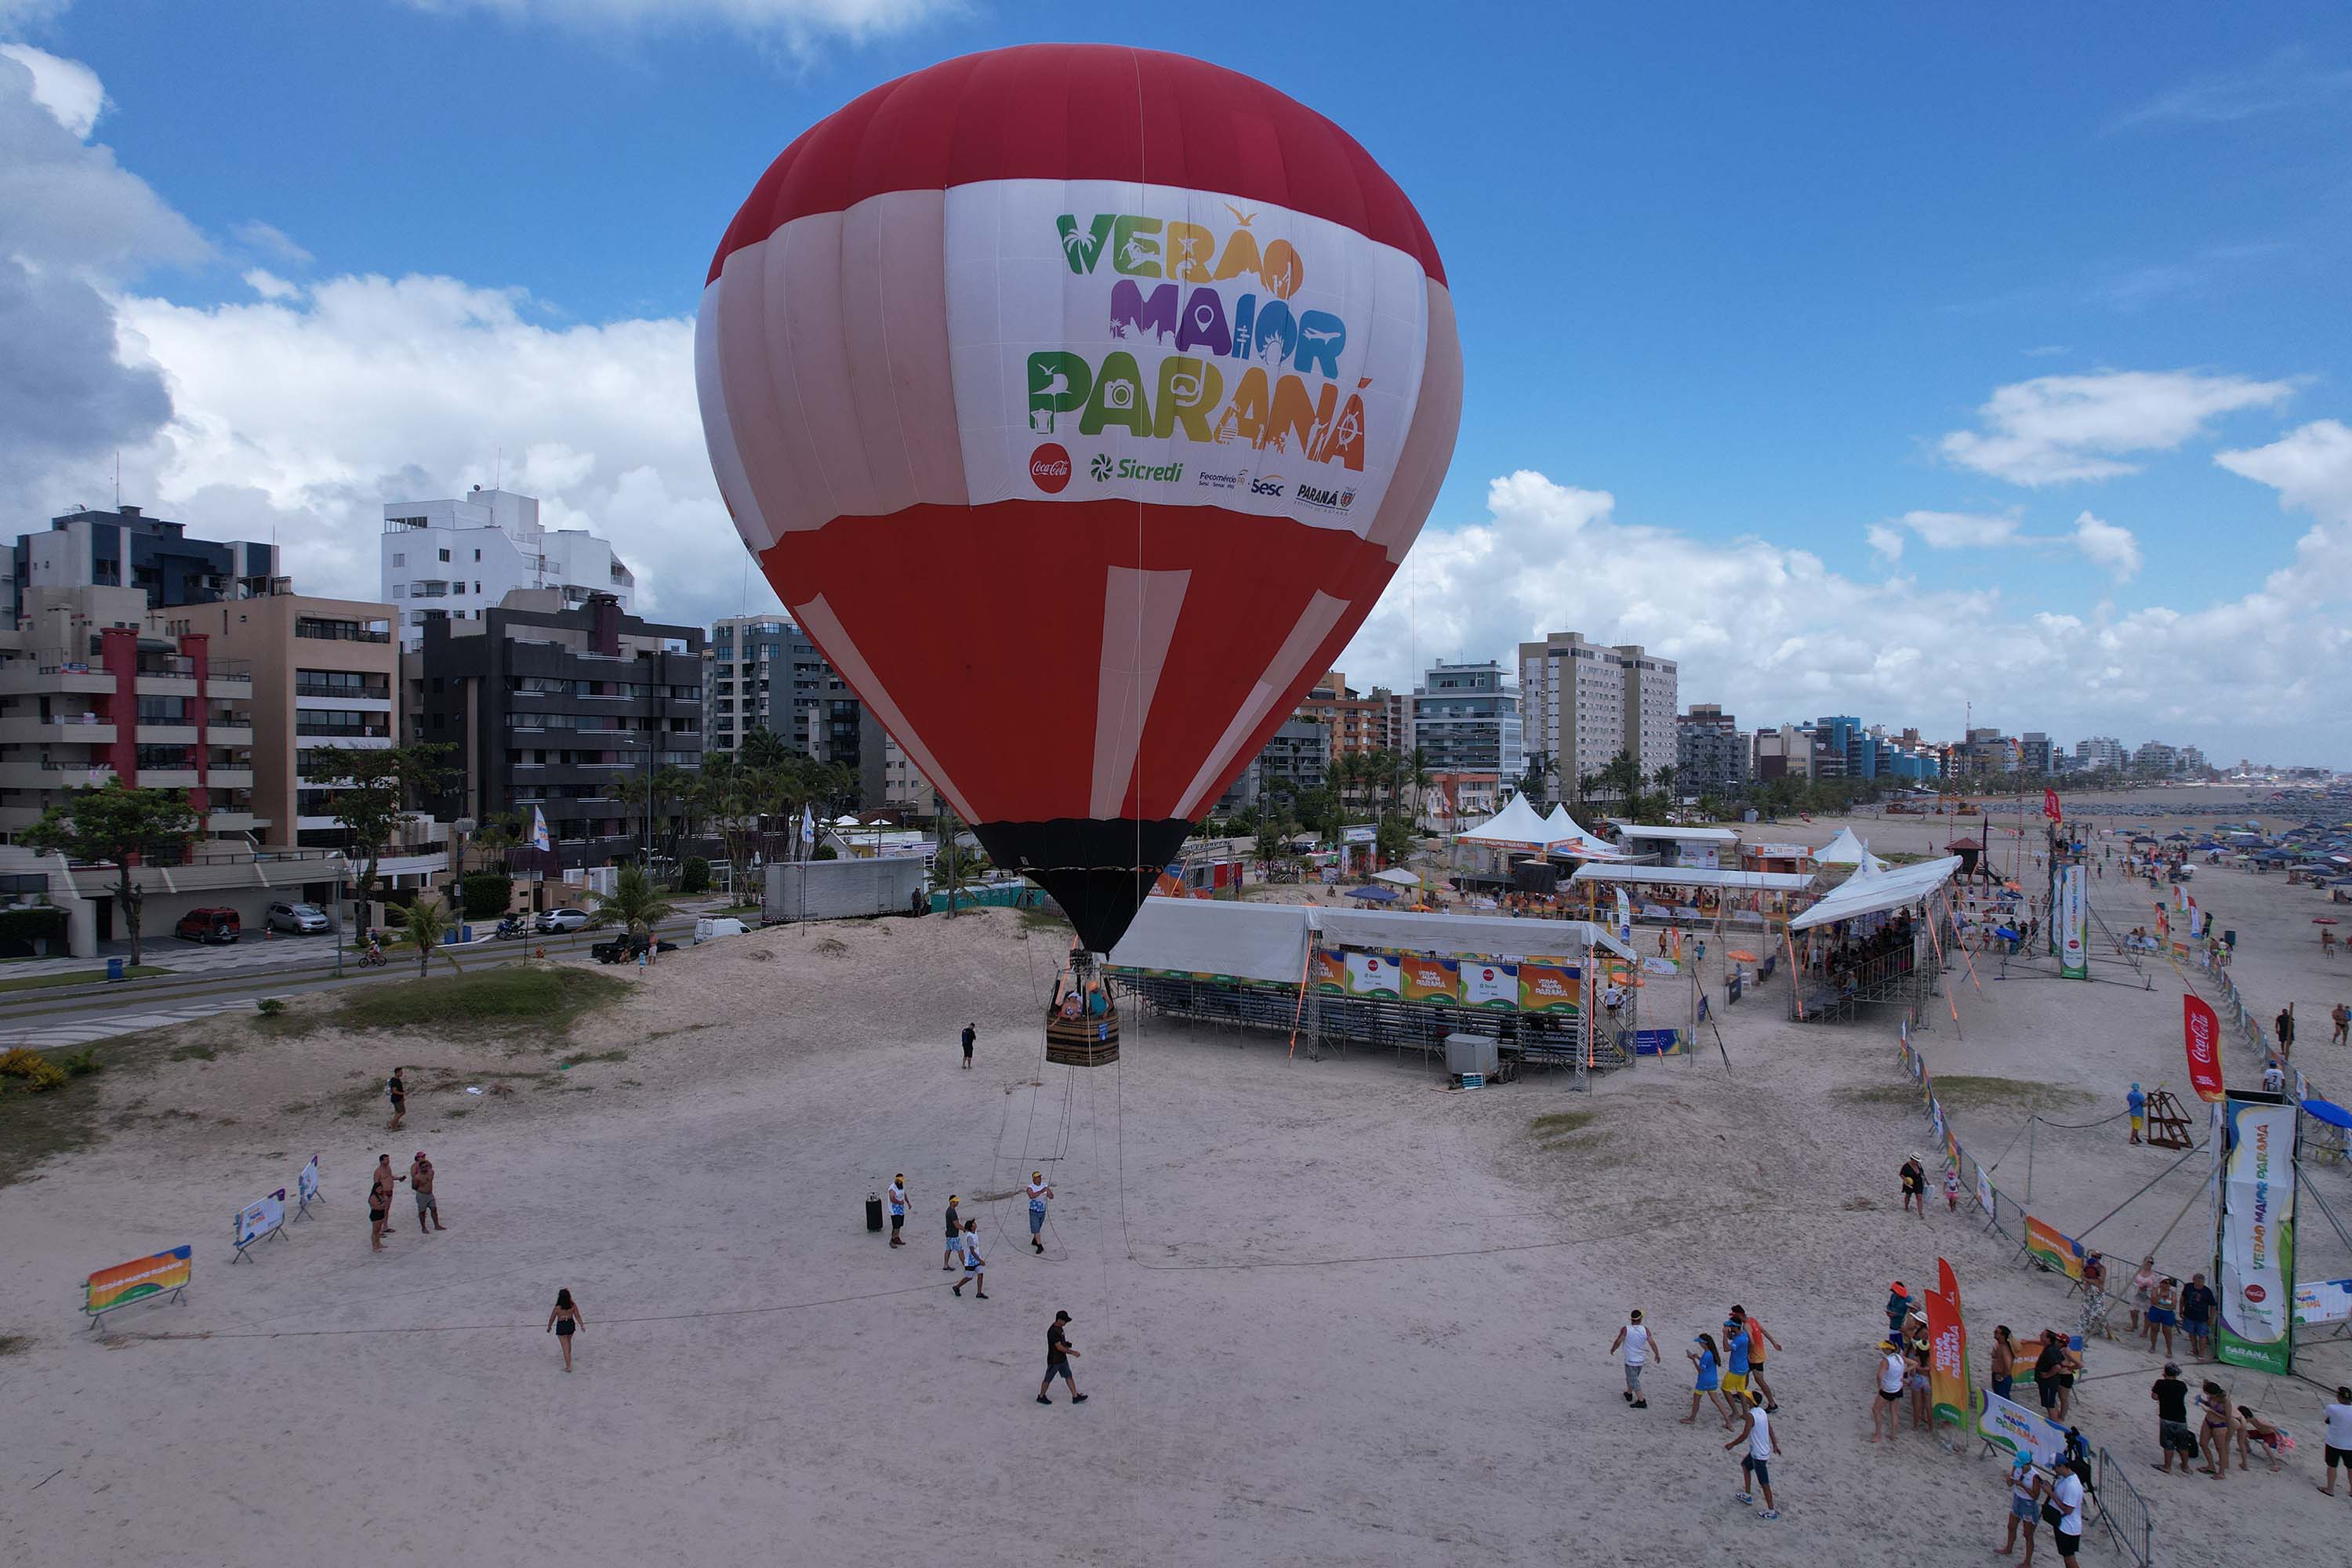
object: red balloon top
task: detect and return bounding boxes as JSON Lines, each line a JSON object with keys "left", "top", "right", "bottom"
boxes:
{"left": 706, "top": 43, "right": 1446, "bottom": 288}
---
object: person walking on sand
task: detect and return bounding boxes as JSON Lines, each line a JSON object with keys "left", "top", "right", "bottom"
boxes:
{"left": 942, "top": 1195, "right": 964, "bottom": 1270}
{"left": 2318, "top": 1386, "right": 2352, "bottom": 1499}
{"left": 2196, "top": 1380, "right": 2234, "bottom": 1478}
{"left": 1681, "top": 1333, "right": 1733, "bottom": 1428}
{"left": 1734, "top": 1306, "right": 1783, "bottom": 1411}
{"left": 408, "top": 1150, "right": 445, "bottom": 1233}
{"left": 387, "top": 1066, "right": 407, "bottom": 1131}
{"left": 2152, "top": 1363, "right": 2197, "bottom": 1475}
{"left": 1996, "top": 1450, "right": 2040, "bottom": 1563}
{"left": 1871, "top": 1338, "right": 1907, "bottom": 1442}
{"left": 960, "top": 1021, "right": 976, "bottom": 1069}
{"left": 2127, "top": 1082, "right": 2146, "bottom": 1145}
{"left": 1944, "top": 1163, "right": 1961, "bottom": 1213}
{"left": 546, "top": 1288, "right": 584, "bottom": 1371}
{"left": 1886, "top": 1282, "right": 1913, "bottom": 1341}
{"left": 368, "top": 1153, "right": 405, "bottom": 1251}
{"left": 1726, "top": 1390, "right": 1780, "bottom": 1520}
{"left": 1036, "top": 1310, "right": 1087, "bottom": 1405}
{"left": 1899, "top": 1155, "right": 1928, "bottom": 1218}
{"left": 2180, "top": 1272, "right": 2216, "bottom": 1358}
{"left": 1025, "top": 1171, "right": 1053, "bottom": 1254}
{"left": 887, "top": 1174, "right": 908, "bottom": 1248}
{"left": 952, "top": 1218, "right": 987, "bottom": 1299}
{"left": 1720, "top": 1316, "right": 1754, "bottom": 1407}
{"left": 1608, "top": 1309, "right": 1654, "bottom": 1408}
{"left": 2332, "top": 1002, "right": 2349, "bottom": 1047}
{"left": 2277, "top": 1006, "right": 2296, "bottom": 1059}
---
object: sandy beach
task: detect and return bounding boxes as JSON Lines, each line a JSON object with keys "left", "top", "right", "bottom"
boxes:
{"left": 4, "top": 786, "right": 2350, "bottom": 1567}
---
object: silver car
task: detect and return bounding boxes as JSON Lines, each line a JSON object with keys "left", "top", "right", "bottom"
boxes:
{"left": 266, "top": 901, "right": 329, "bottom": 934}
{"left": 535, "top": 907, "right": 591, "bottom": 933}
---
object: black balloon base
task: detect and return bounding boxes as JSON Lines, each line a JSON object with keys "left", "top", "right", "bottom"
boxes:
{"left": 969, "top": 818, "right": 1195, "bottom": 955}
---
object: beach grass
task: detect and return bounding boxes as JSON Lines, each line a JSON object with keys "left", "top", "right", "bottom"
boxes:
{"left": 332, "top": 966, "right": 628, "bottom": 1039}
{"left": 1833, "top": 1076, "right": 2091, "bottom": 1114}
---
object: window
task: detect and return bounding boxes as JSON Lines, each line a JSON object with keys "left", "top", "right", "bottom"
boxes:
{"left": 391, "top": 553, "right": 405, "bottom": 567}
{"left": 473, "top": 582, "right": 481, "bottom": 593}
{"left": 474, "top": 549, "right": 481, "bottom": 561}
{"left": 437, "top": 548, "right": 451, "bottom": 562}
{"left": 393, "top": 585, "right": 405, "bottom": 597}
{"left": 452, "top": 582, "right": 466, "bottom": 595}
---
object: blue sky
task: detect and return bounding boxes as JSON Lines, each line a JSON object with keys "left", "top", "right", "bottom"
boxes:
{"left": 6, "top": 1, "right": 2351, "bottom": 761}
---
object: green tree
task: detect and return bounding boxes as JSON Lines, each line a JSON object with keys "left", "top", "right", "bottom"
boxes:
{"left": 1517, "top": 749, "right": 1556, "bottom": 808}
{"left": 739, "top": 725, "right": 791, "bottom": 772}
{"left": 20, "top": 780, "right": 199, "bottom": 966}
{"left": 301, "top": 743, "right": 455, "bottom": 912}
{"left": 457, "top": 872, "right": 514, "bottom": 920}
{"left": 587, "top": 862, "right": 678, "bottom": 936}
{"left": 680, "top": 855, "right": 712, "bottom": 895}
{"left": 397, "top": 897, "right": 459, "bottom": 977}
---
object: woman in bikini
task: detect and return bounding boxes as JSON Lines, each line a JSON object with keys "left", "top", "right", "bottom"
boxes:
{"left": 546, "top": 1287, "right": 586, "bottom": 1372}
{"left": 2196, "top": 1380, "right": 2234, "bottom": 1477}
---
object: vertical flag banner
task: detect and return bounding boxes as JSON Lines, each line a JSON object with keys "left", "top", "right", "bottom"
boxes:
{"left": 2183, "top": 996, "right": 2226, "bottom": 1103}
{"left": 2042, "top": 788, "right": 2061, "bottom": 823}
{"left": 2059, "top": 864, "right": 2088, "bottom": 979}
{"left": 2216, "top": 1095, "right": 2297, "bottom": 1376}
{"left": 530, "top": 805, "right": 551, "bottom": 853}
{"left": 1614, "top": 888, "right": 1632, "bottom": 946}
{"left": 1976, "top": 1162, "right": 1995, "bottom": 1218}
{"left": 1927, "top": 1258, "right": 1970, "bottom": 1425}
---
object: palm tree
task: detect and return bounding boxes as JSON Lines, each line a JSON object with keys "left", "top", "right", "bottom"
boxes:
{"left": 397, "top": 898, "right": 459, "bottom": 978}
{"left": 588, "top": 862, "right": 678, "bottom": 936}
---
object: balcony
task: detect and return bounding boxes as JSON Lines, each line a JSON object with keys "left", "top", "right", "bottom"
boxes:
{"left": 0, "top": 665, "right": 114, "bottom": 696}
{"left": 0, "top": 761, "right": 114, "bottom": 789}
{"left": 0, "top": 717, "right": 116, "bottom": 745}
{"left": 295, "top": 620, "right": 393, "bottom": 644}
{"left": 295, "top": 678, "right": 392, "bottom": 700}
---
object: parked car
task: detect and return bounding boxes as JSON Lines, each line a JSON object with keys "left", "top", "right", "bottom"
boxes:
{"left": 591, "top": 931, "right": 679, "bottom": 964}
{"left": 693, "top": 916, "right": 750, "bottom": 944}
{"left": 535, "top": 907, "right": 591, "bottom": 934}
{"left": 266, "top": 900, "right": 329, "bottom": 934}
{"left": 175, "top": 907, "right": 242, "bottom": 944}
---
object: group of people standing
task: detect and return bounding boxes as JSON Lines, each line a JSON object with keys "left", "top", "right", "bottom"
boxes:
{"left": 886, "top": 1164, "right": 1082, "bottom": 1403}
{"left": 1610, "top": 1305, "right": 1786, "bottom": 1522}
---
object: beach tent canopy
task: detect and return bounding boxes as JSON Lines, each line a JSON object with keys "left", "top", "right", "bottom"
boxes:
{"left": 1106, "top": 899, "right": 1635, "bottom": 980}
{"left": 1813, "top": 826, "right": 1888, "bottom": 870}
{"left": 1343, "top": 884, "right": 1399, "bottom": 903}
{"left": 1570, "top": 864, "right": 1816, "bottom": 893}
{"left": 1606, "top": 819, "right": 1740, "bottom": 844}
{"left": 1458, "top": 793, "right": 1556, "bottom": 849}
{"left": 1789, "top": 854, "right": 1962, "bottom": 931}
{"left": 1373, "top": 867, "right": 1421, "bottom": 887}
{"left": 1541, "top": 805, "right": 1629, "bottom": 858}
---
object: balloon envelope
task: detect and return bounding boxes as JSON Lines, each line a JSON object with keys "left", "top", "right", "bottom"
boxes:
{"left": 698, "top": 44, "right": 1461, "bottom": 951}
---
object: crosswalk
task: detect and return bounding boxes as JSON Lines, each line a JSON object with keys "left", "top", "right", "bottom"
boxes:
{"left": 0, "top": 996, "right": 261, "bottom": 1049}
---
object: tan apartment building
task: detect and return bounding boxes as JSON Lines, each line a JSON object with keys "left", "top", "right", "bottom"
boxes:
{"left": 1296, "top": 670, "right": 1395, "bottom": 756}
{"left": 198, "top": 591, "right": 398, "bottom": 851}
{"left": 1516, "top": 632, "right": 1679, "bottom": 787}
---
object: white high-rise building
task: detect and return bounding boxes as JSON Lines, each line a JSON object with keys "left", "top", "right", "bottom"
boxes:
{"left": 1516, "top": 632, "right": 1679, "bottom": 787}
{"left": 380, "top": 488, "right": 634, "bottom": 648}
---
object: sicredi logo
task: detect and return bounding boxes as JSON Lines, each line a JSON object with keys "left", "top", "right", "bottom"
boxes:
{"left": 1250, "top": 474, "right": 1287, "bottom": 497}
{"left": 1029, "top": 444, "right": 1073, "bottom": 493}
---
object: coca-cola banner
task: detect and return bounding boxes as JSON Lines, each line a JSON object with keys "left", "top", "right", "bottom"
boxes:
{"left": 2183, "top": 994, "right": 2226, "bottom": 1103}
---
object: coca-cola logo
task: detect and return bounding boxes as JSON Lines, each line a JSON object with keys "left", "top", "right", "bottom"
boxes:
{"left": 2244, "top": 1283, "right": 2267, "bottom": 1304}
{"left": 1029, "top": 443, "right": 1072, "bottom": 493}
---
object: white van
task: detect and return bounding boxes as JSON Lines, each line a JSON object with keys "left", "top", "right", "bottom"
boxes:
{"left": 693, "top": 916, "right": 750, "bottom": 944}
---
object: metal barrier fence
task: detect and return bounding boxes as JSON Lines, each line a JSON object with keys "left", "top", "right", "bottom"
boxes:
{"left": 2095, "top": 1446, "right": 2154, "bottom": 1568}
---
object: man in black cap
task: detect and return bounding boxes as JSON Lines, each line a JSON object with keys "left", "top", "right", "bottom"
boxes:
{"left": 1038, "top": 1310, "right": 1086, "bottom": 1405}
{"left": 960, "top": 1022, "right": 976, "bottom": 1069}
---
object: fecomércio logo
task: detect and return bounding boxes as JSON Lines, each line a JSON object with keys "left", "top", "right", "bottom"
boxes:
{"left": 1029, "top": 444, "right": 1072, "bottom": 493}
{"left": 1088, "top": 453, "right": 1115, "bottom": 481}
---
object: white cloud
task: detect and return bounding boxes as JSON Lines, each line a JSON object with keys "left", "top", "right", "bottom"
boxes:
{"left": 0, "top": 42, "right": 101, "bottom": 136}
{"left": 1897, "top": 509, "right": 2024, "bottom": 549}
{"left": 241, "top": 268, "right": 300, "bottom": 301}
{"left": 1864, "top": 524, "right": 1904, "bottom": 563}
{"left": 2070, "top": 510, "right": 2141, "bottom": 580}
{"left": 2216, "top": 419, "right": 2352, "bottom": 524}
{"left": 1938, "top": 370, "right": 2295, "bottom": 485}
{"left": 405, "top": 0, "right": 960, "bottom": 49}
{"left": 2107, "top": 49, "right": 2352, "bottom": 133}
{"left": 232, "top": 220, "right": 312, "bottom": 267}
{"left": 1336, "top": 471, "right": 2352, "bottom": 764}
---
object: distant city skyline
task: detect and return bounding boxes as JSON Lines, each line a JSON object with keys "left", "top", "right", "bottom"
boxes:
{"left": 3, "top": 4, "right": 2348, "bottom": 761}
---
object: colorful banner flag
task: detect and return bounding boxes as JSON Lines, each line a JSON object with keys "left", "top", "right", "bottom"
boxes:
{"left": 1976, "top": 1162, "right": 1995, "bottom": 1218}
{"left": 2024, "top": 1216, "right": 2085, "bottom": 1279}
{"left": 1396, "top": 953, "right": 1460, "bottom": 1005}
{"left": 530, "top": 804, "right": 551, "bottom": 852}
{"left": 84, "top": 1245, "right": 193, "bottom": 1317}
{"left": 2216, "top": 1096, "right": 2297, "bottom": 1376}
{"left": 1613, "top": 888, "right": 1632, "bottom": 946}
{"left": 1518, "top": 962, "right": 1581, "bottom": 1013}
{"left": 234, "top": 1190, "right": 286, "bottom": 1250}
{"left": 2059, "top": 864, "right": 2088, "bottom": 979}
{"left": 1927, "top": 1258, "right": 1969, "bottom": 1425}
{"left": 2042, "top": 788, "right": 2061, "bottom": 823}
{"left": 1339, "top": 949, "right": 1399, "bottom": 999}
{"left": 2183, "top": 995, "right": 2226, "bottom": 1103}
{"left": 1976, "top": 1390, "right": 2070, "bottom": 1466}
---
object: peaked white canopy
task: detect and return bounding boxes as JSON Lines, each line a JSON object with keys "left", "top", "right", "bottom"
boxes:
{"left": 1543, "top": 805, "right": 1629, "bottom": 859}
{"left": 1814, "top": 826, "right": 1889, "bottom": 871}
{"left": 1458, "top": 793, "right": 1559, "bottom": 849}
{"left": 1788, "top": 854, "right": 1962, "bottom": 931}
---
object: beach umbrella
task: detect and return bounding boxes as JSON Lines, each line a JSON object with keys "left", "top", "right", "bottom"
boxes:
{"left": 2314, "top": 916, "right": 2339, "bottom": 926}
{"left": 1373, "top": 867, "right": 1421, "bottom": 887}
{"left": 1726, "top": 949, "right": 1759, "bottom": 963}
{"left": 1344, "top": 884, "right": 1399, "bottom": 903}
{"left": 695, "top": 44, "right": 1461, "bottom": 955}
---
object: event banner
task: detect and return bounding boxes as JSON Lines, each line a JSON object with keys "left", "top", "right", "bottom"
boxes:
{"left": 2059, "top": 864, "right": 2088, "bottom": 979}
{"left": 2024, "top": 1216, "right": 2086, "bottom": 1280}
{"left": 85, "top": 1245, "right": 193, "bottom": 1316}
{"left": 2216, "top": 1095, "right": 2297, "bottom": 1376}
{"left": 2293, "top": 1277, "right": 2352, "bottom": 1327}
{"left": 234, "top": 1190, "right": 286, "bottom": 1250}
{"left": 1461, "top": 961, "right": 1517, "bottom": 1011}
{"left": 299, "top": 1156, "right": 321, "bottom": 1204}
{"left": 1976, "top": 1162, "right": 1996, "bottom": 1218}
{"left": 1518, "top": 962, "right": 1581, "bottom": 1013}
{"left": 2183, "top": 996, "right": 2226, "bottom": 1103}
{"left": 1313, "top": 949, "right": 1400, "bottom": 998}
{"left": 1927, "top": 1258, "right": 1970, "bottom": 1426}
{"left": 1976, "top": 1390, "right": 2070, "bottom": 1467}
{"left": 1396, "top": 953, "right": 1459, "bottom": 1007}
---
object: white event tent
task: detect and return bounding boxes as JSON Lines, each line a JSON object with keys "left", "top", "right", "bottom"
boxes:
{"left": 1813, "top": 826, "right": 1889, "bottom": 872}
{"left": 1543, "top": 805, "right": 1629, "bottom": 859}
{"left": 1457, "top": 793, "right": 1558, "bottom": 851}
{"left": 1788, "top": 854, "right": 1962, "bottom": 931}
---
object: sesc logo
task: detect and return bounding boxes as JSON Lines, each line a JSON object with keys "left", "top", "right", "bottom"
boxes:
{"left": 1250, "top": 474, "right": 1287, "bottom": 498}
{"left": 1030, "top": 444, "right": 1073, "bottom": 493}
{"left": 1088, "top": 453, "right": 1115, "bottom": 481}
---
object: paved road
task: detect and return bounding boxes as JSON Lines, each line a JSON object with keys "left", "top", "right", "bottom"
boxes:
{"left": 0, "top": 914, "right": 714, "bottom": 1047}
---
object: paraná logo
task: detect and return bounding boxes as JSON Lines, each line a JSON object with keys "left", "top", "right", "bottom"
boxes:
{"left": 1029, "top": 444, "right": 1073, "bottom": 493}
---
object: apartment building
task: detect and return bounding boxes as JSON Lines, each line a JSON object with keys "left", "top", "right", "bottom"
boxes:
{"left": 1215, "top": 717, "right": 1331, "bottom": 815}
{"left": 2075, "top": 735, "right": 2125, "bottom": 772}
{"left": 880, "top": 728, "right": 938, "bottom": 815}
{"left": 198, "top": 593, "right": 399, "bottom": 851}
{"left": 703, "top": 615, "right": 883, "bottom": 803}
{"left": 0, "top": 583, "right": 260, "bottom": 843}
{"left": 9, "top": 503, "right": 279, "bottom": 621}
{"left": 1295, "top": 670, "right": 1394, "bottom": 756}
{"left": 381, "top": 488, "right": 634, "bottom": 649}
{"left": 413, "top": 593, "right": 702, "bottom": 871}
{"left": 1515, "top": 633, "right": 1678, "bottom": 785}
{"left": 1674, "top": 704, "right": 1748, "bottom": 799}
{"left": 1411, "top": 660, "right": 1523, "bottom": 779}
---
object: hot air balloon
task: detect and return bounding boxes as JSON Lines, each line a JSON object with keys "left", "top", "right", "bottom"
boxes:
{"left": 697, "top": 44, "right": 1461, "bottom": 955}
